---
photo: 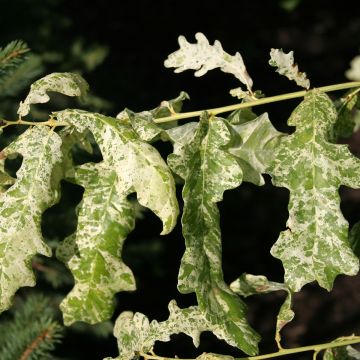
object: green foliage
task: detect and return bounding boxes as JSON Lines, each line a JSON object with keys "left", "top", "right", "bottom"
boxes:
{"left": 0, "top": 294, "right": 63, "bottom": 360}
{"left": 0, "top": 33, "right": 360, "bottom": 360}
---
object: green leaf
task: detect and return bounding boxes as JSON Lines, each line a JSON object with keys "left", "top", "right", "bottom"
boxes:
{"left": 228, "top": 113, "right": 284, "bottom": 186}
{"left": 269, "top": 48, "right": 310, "bottom": 89}
{"left": 117, "top": 91, "right": 190, "bottom": 142}
{"left": 323, "top": 337, "right": 360, "bottom": 360}
{"left": 267, "top": 90, "right": 360, "bottom": 291}
{"left": 18, "top": 72, "right": 89, "bottom": 117}
{"left": 0, "top": 127, "right": 63, "bottom": 312}
{"left": 167, "top": 113, "right": 260, "bottom": 355}
{"left": 334, "top": 88, "right": 360, "bottom": 139}
{"left": 106, "top": 301, "right": 241, "bottom": 360}
{"left": 165, "top": 33, "right": 253, "bottom": 95}
{"left": 55, "top": 109, "right": 179, "bottom": 325}
{"left": 230, "top": 273, "right": 294, "bottom": 347}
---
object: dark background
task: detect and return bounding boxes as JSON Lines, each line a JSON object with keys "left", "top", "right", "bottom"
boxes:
{"left": 1, "top": 0, "right": 360, "bottom": 359}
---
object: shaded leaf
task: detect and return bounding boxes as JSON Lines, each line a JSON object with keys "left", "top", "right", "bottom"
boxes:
{"left": 55, "top": 109, "right": 178, "bottom": 325}
{"left": 269, "top": 48, "right": 310, "bottom": 89}
{"left": 230, "top": 273, "right": 294, "bottom": 347}
{"left": 167, "top": 113, "right": 259, "bottom": 355}
{"left": 334, "top": 88, "right": 360, "bottom": 139}
{"left": 18, "top": 72, "right": 89, "bottom": 117}
{"left": 267, "top": 90, "right": 360, "bottom": 291}
{"left": 117, "top": 91, "right": 190, "bottom": 142}
{"left": 0, "top": 127, "right": 63, "bottom": 312}
{"left": 228, "top": 113, "right": 284, "bottom": 185}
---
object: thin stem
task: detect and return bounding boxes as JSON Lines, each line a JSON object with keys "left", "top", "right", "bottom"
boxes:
{"left": 154, "top": 81, "right": 360, "bottom": 124}
{"left": 139, "top": 337, "right": 360, "bottom": 360}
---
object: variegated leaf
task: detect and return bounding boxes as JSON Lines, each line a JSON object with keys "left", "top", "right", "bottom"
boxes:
{"left": 18, "top": 72, "right": 89, "bottom": 117}
{"left": 0, "top": 127, "right": 63, "bottom": 312}
{"left": 105, "top": 301, "right": 241, "bottom": 360}
{"left": 55, "top": 109, "right": 179, "bottom": 325}
{"left": 269, "top": 48, "right": 310, "bottom": 89}
{"left": 268, "top": 90, "right": 360, "bottom": 291}
{"left": 334, "top": 88, "right": 360, "bottom": 139}
{"left": 165, "top": 33, "right": 253, "bottom": 94}
{"left": 167, "top": 113, "right": 260, "bottom": 355}
{"left": 230, "top": 273, "right": 294, "bottom": 347}
{"left": 117, "top": 91, "right": 190, "bottom": 142}
{"left": 323, "top": 337, "right": 360, "bottom": 360}
{"left": 346, "top": 55, "right": 360, "bottom": 81}
{"left": 228, "top": 113, "right": 284, "bottom": 185}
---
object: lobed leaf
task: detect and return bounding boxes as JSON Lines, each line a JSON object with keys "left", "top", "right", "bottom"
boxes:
{"left": 17, "top": 72, "right": 89, "bottom": 117}
{"left": 165, "top": 33, "right": 253, "bottom": 95}
{"left": 167, "top": 113, "right": 259, "bottom": 355}
{"left": 267, "top": 90, "right": 360, "bottom": 291}
{"left": 106, "top": 301, "right": 243, "bottom": 360}
{"left": 0, "top": 127, "right": 63, "bottom": 312}
{"left": 228, "top": 112, "right": 284, "bottom": 186}
{"left": 269, "top": 48, "right": 310, "bottom": 89}
{"left": 55, "top": 109, "right": 179, "bottom": 325}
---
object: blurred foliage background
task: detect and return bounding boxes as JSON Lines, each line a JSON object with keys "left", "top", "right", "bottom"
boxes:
{"left": 1, "top": 0, "right": 360, "bottom": 358}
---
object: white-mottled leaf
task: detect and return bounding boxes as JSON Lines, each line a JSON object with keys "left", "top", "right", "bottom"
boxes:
{"left": 267, "top": 90, "right": 360, "bottom": 291}
{"left": 18, "top": 72, "right": 89, "bottom": 117}
{"left": 165, "top": 33, "right": 253, "bottom": 93}
{"left": 106, "top": 301, "right": 243, "bottom": 360}
{"left": 346, "top": 55, "right": 360, "bottom": 81}
{"left": 0, "top": 127, "right": 63, "bottom": 312}
{"left": 269, "top": 48, "right": 310, "bottom": 89}
{"left": 55, "top": 109, "right": 178, "bottom": 325}
{"left": 166, "top": 113, "right": 259, "bottom": 355}
{"left": 228, "top": 113, "right": 284, "bottom": 185}
{"left": 230, "top": 273, "right": 294, "bottom": 347}
{"left": 323, "top": 337, "right": 360, "bottom": 359}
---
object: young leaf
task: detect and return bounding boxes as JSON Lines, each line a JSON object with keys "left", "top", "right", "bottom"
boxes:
{"left": 267, "top": 90, "right": 360, "bottom": 291}
{"left": 228, "top": 113, "right": 284, "bottom": 186}
{"left": 17, "top": 72, "right": 89, "bottom": 117}
{"left": 269, "top": 48, "right": 310, "bottom": 89}
{"left": 106, "top": 301, "right": 244, "bottom": 360}
{"left": 167, "top": 113, "right": 260, "bottom": 355}
{"left": 346, "top": 55, "right": 360, "bottom": 81}
{"left": 164, "top": 33, "right": 253, "bottom": 94}
{"left": 55, "top": 109, "right": 179, "bottom": 325}
{"left": 0, "top": 127, "right": 63, "bottom": 312}
{"left": 230, "top": 273, "right": 294, "bottom": 348}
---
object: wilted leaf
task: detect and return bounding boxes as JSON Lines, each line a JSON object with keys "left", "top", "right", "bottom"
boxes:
{"left": 268, "top": 90, "right": 360, "bottom": 291}
{"left": 18, "top": 72, "right": 89, "bottom": 117}
{"left": 269, "top": 48, "right": 310, "bottom": 89}
{"left": 230, "top": 273, "right": 294, "bottom": 347}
